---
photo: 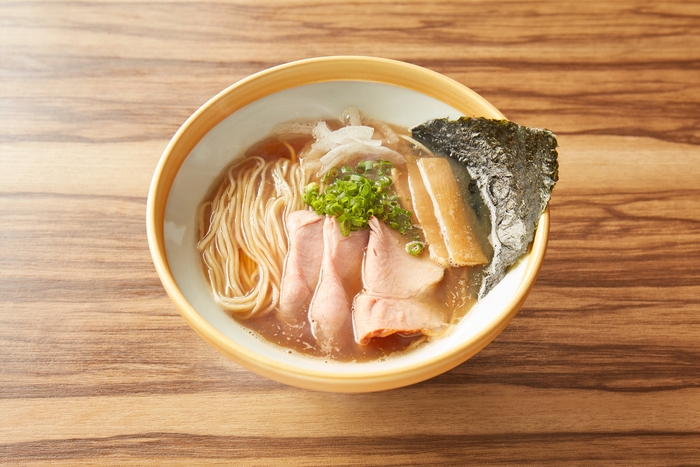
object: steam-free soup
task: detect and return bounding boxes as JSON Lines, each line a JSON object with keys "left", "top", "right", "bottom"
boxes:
{"left": 197, "top": 108, "right": 492, "bottom": 361}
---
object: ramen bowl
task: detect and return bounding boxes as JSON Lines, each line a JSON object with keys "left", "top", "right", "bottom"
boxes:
{"left": 146, "top": 56, "right": 549, "bottom": 392}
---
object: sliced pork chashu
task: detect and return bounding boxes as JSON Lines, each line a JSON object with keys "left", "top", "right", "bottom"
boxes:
{"left": 353, "top": 295, "right": 448, "bottom": 345}
{"left": 278, "top": 210, "right": 324, "bottom": 325}
{"left": 353, "top": 217, "right": 446, "bottom": 345}
{"left": 309, "top": 216, "right": 369, "bottom": 351}
{"left": 362, "top": 217, "right": 444, "bottom": 298}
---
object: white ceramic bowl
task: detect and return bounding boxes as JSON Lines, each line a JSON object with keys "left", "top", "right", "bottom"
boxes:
{"left": 147, "top": 56, "right": 549, "bottom": 392}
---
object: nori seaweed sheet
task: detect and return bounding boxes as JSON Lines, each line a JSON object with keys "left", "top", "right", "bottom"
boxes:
{"left": 411, "top": 117, "right": 558, "bottom": 298}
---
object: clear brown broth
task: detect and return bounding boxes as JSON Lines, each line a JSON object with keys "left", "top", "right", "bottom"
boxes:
{"left": 199, "top": 122, "right": 492, "bottom": 362}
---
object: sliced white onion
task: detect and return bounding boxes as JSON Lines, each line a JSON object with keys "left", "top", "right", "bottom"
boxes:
{"left": 306, "top": 123, "right": 382, "bottom": 161}
{"left": 314, "top": 125, "right": 377, "bottom": 149}
{"left": 341, "top": 106, "right": 363, "bottom": 126}
{"left": 318, "top": 142, "right": 405, "bottom": 175}
{"left": 311, "top": 121, "right": 332, "bottom": 141}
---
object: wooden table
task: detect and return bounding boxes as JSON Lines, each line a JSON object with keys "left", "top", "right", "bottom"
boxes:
{"left": 2, "top": 1, "right": 699, "bottom": 464}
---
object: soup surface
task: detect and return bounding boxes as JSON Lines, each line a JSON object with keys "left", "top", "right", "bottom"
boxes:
{"left": 197, "top": 110, "right": 493, "bottom": 361}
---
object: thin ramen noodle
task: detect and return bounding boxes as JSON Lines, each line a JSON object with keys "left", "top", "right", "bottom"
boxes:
{"left": 197, "top": 153, "right": 308, "bottom": 319}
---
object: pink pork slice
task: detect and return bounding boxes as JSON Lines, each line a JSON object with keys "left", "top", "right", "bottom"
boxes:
{"left": 278, "top": 210, "right": 324, "bottom": 325}
{"left": 362, "top": 217, "right": 445, "bottom": 298}
{"left": 353, "top": 217, "right": 447, "bottom": 345}
{"left": 353, "top": 295, "right": 448, "bottom": 345}
{"left": 308, "top": 216, "right": 369, "bottom": 351}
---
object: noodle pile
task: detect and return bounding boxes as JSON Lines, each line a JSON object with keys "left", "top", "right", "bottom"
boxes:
{"left": 197, "top": 154, "right": 307, "bottom": 319}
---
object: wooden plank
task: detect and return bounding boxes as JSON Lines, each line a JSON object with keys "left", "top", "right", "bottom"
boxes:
{"left": 1, "top": 0, "right": 700, "bottom": 464}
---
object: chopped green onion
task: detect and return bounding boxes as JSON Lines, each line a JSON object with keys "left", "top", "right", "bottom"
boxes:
{"left": 405, "top": 241, "right": 425, "bottom": 256}
{"left": 302, "top": 160, "right": 417, "bottom": 244}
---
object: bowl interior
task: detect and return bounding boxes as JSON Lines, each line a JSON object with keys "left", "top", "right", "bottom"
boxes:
{"left": 162, "top": 79, "right": 534, "bottom": 378}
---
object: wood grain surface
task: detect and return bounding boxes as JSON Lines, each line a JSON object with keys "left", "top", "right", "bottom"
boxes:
{"left": 2, "top": 0, "right": 700, "bottom": 465}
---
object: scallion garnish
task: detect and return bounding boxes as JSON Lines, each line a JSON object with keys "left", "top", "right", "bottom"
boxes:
{"left": 303, "top": 160, "right": 416, "bottom": 238}
{"left": 405, "top": 241, "right": 425, "bottom": 256}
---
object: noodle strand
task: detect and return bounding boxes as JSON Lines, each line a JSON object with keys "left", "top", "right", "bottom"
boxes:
{"left": 197, "top": 155, "right": 308, "bottom": 319}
